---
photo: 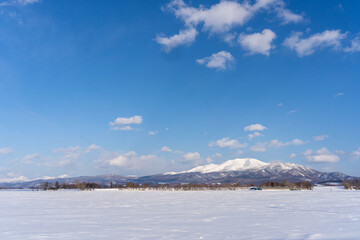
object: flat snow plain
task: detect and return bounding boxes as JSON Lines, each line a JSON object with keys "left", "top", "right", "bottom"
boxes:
{"left": 1, "top": 186, "right": 360, "bottom": 240}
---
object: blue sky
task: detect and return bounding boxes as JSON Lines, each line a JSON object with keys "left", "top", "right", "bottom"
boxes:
{"left": 1, "top": 0, "right": 360, "bottom": 181}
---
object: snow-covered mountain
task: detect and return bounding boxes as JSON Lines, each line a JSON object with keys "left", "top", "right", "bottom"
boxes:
{"left": 165, "top": 158, "right": 269, "bottom": 174}
{"left": 0, "top": 158, "right": 358, "bottom": 188}
{"left": 137, "top": 158, "right": 357, "bottom": 185}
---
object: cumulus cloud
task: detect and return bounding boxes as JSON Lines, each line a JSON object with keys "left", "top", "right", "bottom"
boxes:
{"left": 304, "top": 148, "right": 339, "bottom": 163}
{"left": 209, "top": 137, "right": 247, "bottom": 149}
{"left": 289, "top": 153, "right": 297, "bottom": 158}
{"left": 164, "top": 0, "right": 299, "bottom": 34}
{"left": 110, "top": 115, "right": 143, "bottom": 125}
{"left": 161, "top": 146, "right": 172, "bottom": 152}
{"left": 0, "top": 147, "right": 14, "bottom": 154}
{"left": 313, "top": 135, "right": 329, "bottom": 142}
{"left": 196, "top": 51, "right": 234, "bottom": 70}
{"left": 182, "top": 152, "right": 201, "bottom": 162}
{"left": 238, "top": 29, "right": 276, "bottom": 55}
{"left": 244, "top": 124, "right": 267, "bottom": 132}
{"left": 156, "top": 28, "right": 198, "bottom": 52}
{"left": 283, "top": 30, "right": 347, "bottom": 57}
{"left": 109, "top": 115, "right": 143, "bottom": 131}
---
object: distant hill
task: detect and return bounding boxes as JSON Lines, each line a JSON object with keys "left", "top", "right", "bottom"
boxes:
{"left": 135, "top": 158, "right": 358, "bottom": 185}
{"left": 0, "top": 158, "right": 358, "bottom": 188}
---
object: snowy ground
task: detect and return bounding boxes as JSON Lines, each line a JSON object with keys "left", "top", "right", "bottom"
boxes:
{"left": 1, "top": 186, "right": 360, "bottom": 240}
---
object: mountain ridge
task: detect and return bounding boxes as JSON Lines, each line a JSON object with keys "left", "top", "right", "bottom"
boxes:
{"left": 0, "top": 158, "right": 358, "bottom": 188}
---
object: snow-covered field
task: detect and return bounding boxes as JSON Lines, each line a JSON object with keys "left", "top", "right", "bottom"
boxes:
{"left": 1, "top": 186, "right": 359, "bottom": 240}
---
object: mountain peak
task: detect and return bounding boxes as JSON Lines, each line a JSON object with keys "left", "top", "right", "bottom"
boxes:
{"left": 165, "top": 158, "right": 269, "bottom": 175}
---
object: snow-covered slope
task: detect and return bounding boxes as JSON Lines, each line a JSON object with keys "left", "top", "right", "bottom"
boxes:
{"left": 166, "top": 158, "right": 269, "bottom": 175}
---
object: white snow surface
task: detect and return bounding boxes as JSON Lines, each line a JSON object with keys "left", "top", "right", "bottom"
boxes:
{"left": 1, "top": 186, "right": 360, "bottom": 239}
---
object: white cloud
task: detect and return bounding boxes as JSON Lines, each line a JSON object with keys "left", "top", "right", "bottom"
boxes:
{"left": 156, "top": 28, "right": 198, "bottom": 52}
{"left": 196, "top": 51, "right": 234, "bottom": 70}
{"left": 111, "top": 126, "right": 133, "bottom": 131}
{"left": 238, "top": 29, "right": 276, "bottom": 56}
{"left": 251, "top": 138, "right": 305, "bottom": 152}
{"left": 160, "top": 146, "right": 172, "bottom": 152}
{"left": 269, "top": 139, "right": 305, "bottom": 148}
{"left": 289, "top": 153, "right": 297, "bottom": 158}
{"left": 275, "top": 6, "right": 303, "bottom": 24}
{"left": 165, "top": 0, "right": 298, "bottom": 34}
{"left": 0, "top": 147, "right": 14, "bottom": 154}
{"left": 109, "top": 115, "right": 142, "bottom": 131}
{"left": 85, "top": 144, "right": 101, "bottom": 153}
{"left": 0, "top": 0, "right": 41, "bottom": 7}
{"left": 277, "top": 102, "right": 284, "bottom": 107}
{"left": 182, "top": 152, "right": 200, "bottom": 162}
{"left": 110, "top": 115, "right": 143, "bottom": 125}
{"left": 248, "top": 131, "right": 262, "bottom": 140}
{"left": 244, "top": 124, "right": 267, "bottom": 132}
{"left": 209, "top": 137, "right": 247, "bottom": 149}
{"left": 284, "top": 30, "right": 347, "bottom": 57}
{"left": 353, "top": 147, "right": 360, "bottom": 158}
{"left": 304, "top": 148, "right": 339, "bottom": 163}
{"left": 344, "top": 37, "right": 360, "bottom": 53}
{"left": 288, "top": 110, "right": 297, "bottom": 114}
{"left": 109, "top": 151, "right": 156, "bottom": 168}
{"left": 313, "top": 135, "right": 329, "bottom": 142}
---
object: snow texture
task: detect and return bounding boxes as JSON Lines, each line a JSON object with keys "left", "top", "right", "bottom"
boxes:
{"left": 1, "top": 186, "right": 360, "bottom": 239}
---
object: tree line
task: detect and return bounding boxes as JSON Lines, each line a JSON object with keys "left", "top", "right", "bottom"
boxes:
{"left": 343, "top": 179, "right": 360, "bottom": 190}
{"left": 35, "top": 180, "right": 313, "bottom": 191}
{"left": 260, "top": 181, "right": 313, "bottom": 190}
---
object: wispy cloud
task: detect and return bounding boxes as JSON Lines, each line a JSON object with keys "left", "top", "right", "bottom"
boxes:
{"left": 251, "top": 139, "right": 305, "bottom": 152}
{"left": 0, "top": 0, "right": 41, "bottom": 7}
{"left": 0, "top": 147, "right": 14, "bottom": 154}
{"left": 334, "top": 92, "right": 344, "bottom": 97}
{"left": 156, "top": 28, "right": 197, "bottom": 52}
{"left": 284, "top": 30, "right": 347, "bottom": 57}
{"left": 344, "top": 36, "right": 360, "bottom": 53}
{"left": 313, "top": 135, "right": 329, "bottom": 142}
